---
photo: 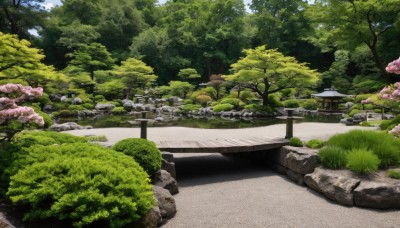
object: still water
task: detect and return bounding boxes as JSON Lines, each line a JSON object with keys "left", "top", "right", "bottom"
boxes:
{"left": 55, "top": 113, "right": 341, "bottom": 129}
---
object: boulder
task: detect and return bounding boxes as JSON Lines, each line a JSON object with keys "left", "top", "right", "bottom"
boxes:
{"left": 161, "top": 152, "right": 174, "bottom": 163}
{"left": 122, "top": 100, "right": 134, "bottom": 111}
{"left": 304, "top": 168, "right": 360, "bottom": 206}
{"left": 143, "top": 104, "right": 156, "bottom": 112}
{"left": 77, "top": 110, "right": 96, "bottom": 117}
{"left": 161, "top": 159, "right": 176, "bottom": 179}
{"left": 0, "top": 213, "right": 15, "bottom": 228}
{"left": 136, "top": 206, "right": 162, "bottom": 228}
{"left": 286, "top": 169, "right": 304, "bottom": 186}
{"left": 72, "top": 97, "right": 83, "bottom": 105}
{"left": 153, "top": 170, "right": 179, "bottom": 195}
{"left": 60, "top": 96, "right": 69, "bottom": 103}
{"left": 153, "top": 186, "right": 177, "bottom": 220}
{"left": 95, "top": 103, "right": 115, "bottom": 112}
{"left": 155, "top": 117, "right": 165, "bottom": 122}
{"left": 282, "top": 146, "right": 318, "bottom": 174}
{"left": 43, "top": 104, "right": 53, "bottom": 112}
{"left": 353, "top": 181, "right": 400, "bottom": 209}
{"left": 49, "top": 122, "right": 92, "bottom": 132}
{"left": 133, "top": 103, "right": 144, "bottom": 111}
{"left": 49, "top": 94, "right": 62, "bottom": 102}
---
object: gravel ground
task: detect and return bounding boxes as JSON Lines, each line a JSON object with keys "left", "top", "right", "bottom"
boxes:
{"left": 163, "top": 153, "right": 400, "bottom": 228}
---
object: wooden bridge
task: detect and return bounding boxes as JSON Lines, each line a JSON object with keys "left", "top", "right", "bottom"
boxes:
{"left": 155, "top": 137, "right": 289, "bottom": 153}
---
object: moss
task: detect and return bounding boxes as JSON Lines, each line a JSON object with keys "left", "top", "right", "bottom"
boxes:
{"left": 289, "top": 137, "right": 303, "bottom": 147}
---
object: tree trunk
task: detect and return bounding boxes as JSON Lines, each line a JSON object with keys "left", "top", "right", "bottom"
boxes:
{"left": 366, "top": 43, "right": 389, "bottom": 81}
{"left": 262, "top": 93, "right": 269, "bottom": 106}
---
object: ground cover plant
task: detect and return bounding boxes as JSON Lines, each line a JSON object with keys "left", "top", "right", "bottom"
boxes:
{"left": 112, "top": 138, "right": 162, "bottom": 176}
{"left": 387, "top": 169, "right": 400, "bottom": 179}
{"left": 6, "top": 143, "right": 155, "bottom": 227}
{"left": 305, "top": 139, "right": 324, "bottom": 149}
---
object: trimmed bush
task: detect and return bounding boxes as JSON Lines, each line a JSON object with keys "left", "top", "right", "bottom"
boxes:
{"left": 12, "top": 130, "right": 87, "bottom": 148}
{"left": 268, "top": 94, "right": 282, "bottom": 108}
{"left": 289, "top": 137, "right": 303, "bottom": 147}
{"left": 282, "top": 99, "right": 300, "bottom": 108}
{"left": 94, "top": 94, "right": 106, "bottom": 102}
{"left": 181, "top": 104, "right": 201, "bottom": 112}
{"left": 32, "top": 107, "right": 53, "bottom": 128}
{"left": 7, "top": 143, "right": 155, "bottom": 227}
{"left": 111, "top": 107, "right": 128, "bottom": 115}
{"left": 387, "top": 169, "right": 400, "bottom": 179}
{"left": 212, "top": 104, "right": 234, "bottom": 112}
{"left": 183, "top": 99, "right": 193, "bottom": 105}
{"left": 81, "top": 103, "right": 94, "bottom": 110}
{"left": 305, "top": 139, "right": 324, "bottom": 149}
{"left": 301, "top": 99, "right": 319, "bottom": 110}
{"left": 219, "top": 98, "right": 244, "bottom": 109}
{"left": 346, "top": 148, "right": 380, "bottom": 174}
{"left": 112, "top": 138, "right": 162, "bottom": 176}
{"left": 318, "top": 146, "right": 347, "bottom": 169}
{"left": 85, "top": 135, "right": 108, "bottom": 142}
{"left": 380, "top": 115, "right": 400, "bottom": 130}
{"left": 196, "top": 95, "right": 212, "bottom": 106}
{"left": 348, "top": 109, "right": 362, "bottom": 117}
{"left": 68, "top": 105, "right": 86, "bottom": 112}
{"left": 328, "top": 130, "right": 400, "bottom": 168}
{"left": 239, "top": 90, "right": 255, "bottom": 102}
{"left": 57, "top": 110, "right": 74, "bottom": 117}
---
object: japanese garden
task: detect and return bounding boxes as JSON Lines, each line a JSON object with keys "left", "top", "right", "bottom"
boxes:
{"left": 0, "top": 0, "right": 400, "bottom": 227}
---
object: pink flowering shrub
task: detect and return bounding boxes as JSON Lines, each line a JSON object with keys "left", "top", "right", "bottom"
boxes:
{"left": 0, "top": 83, "right": 44, "bottom": 142}
{"left": 386, "top": 57, "right": 400, "bottom": 75}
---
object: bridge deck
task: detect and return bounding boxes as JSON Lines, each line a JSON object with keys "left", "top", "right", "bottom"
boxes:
{"left": 155, "top": 137, "right": 289, "bottom": 153}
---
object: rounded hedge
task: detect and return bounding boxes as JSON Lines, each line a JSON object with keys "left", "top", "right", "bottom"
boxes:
{"left": 305, "top": 139, "right": 324, "bottom": 149}
{"left": 7, "top": 143, "right": 155, "bottom": 227}
{"left": 112, "top": 138, "right": 162, "bottom": 176}
{"left": 212, "top": 103, "right": 234, "bottom": 112}
{"left": 318, "top": 146, "right": 347, "bottom": 169}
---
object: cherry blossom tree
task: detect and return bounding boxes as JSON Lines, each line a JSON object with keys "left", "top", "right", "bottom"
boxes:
{"left": 0, "top": 83, "right": 44, "bottom": 142}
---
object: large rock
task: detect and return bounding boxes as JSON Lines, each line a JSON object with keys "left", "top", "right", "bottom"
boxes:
{"left": 162, "top": 152, "right": 174, "bottom": 163}
{"left": 161, "top": 159, "right": 176, "bottom": 179}
{"left": 153, "top": 186, "right": 177, "bottom": 220}
{"left": 49, "top": 93, "right": 62, "bottom": 102}
{"left": 0, "top": 213, "right": 15, "bottom": 228}
{"left": 136, "top": 206, "right": 162, "bottom": 228}
{"left": 72, "top": 97, "right": 83, "bottom": 105}
{"left": 153, "top": 170, "right": 179, "bottom": 195}
{"left": 122, "top": 100, "right": 134, "bottom": 111}
{"left": 304, "top": 168, "right": 360, "bottom": 206}
{"left": 282, "top": 146, "right": 318, "bottom": 174}
{"left": 286, "top": 169, "right": 304, "bottom": 186}
{"left": 353, "top": 181, "right": 400, "bottom": 209}
{"left": 95, "top": 103, "right": 115, "bottom": 111}
{"left": 49, "top": 122, "right": 92, "bottom": 132}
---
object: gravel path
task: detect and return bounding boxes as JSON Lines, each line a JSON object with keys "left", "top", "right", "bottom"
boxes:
{"left": 163, "top": 153, "right": 400, "bottom": 228}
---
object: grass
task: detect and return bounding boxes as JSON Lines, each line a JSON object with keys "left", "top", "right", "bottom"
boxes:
{"left": 318, "top": 146, "right": 347, "bottom": 169}
{"left": 346, "top": 148, "right": 380, "bottom": 175}
{"left": 387, "top": 169, "right": 400, "bottom": 179}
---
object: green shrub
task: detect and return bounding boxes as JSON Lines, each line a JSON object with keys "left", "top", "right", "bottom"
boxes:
{"left": 244, "top": 104, "right": 257, "bottom": 110}
{"left": 282, "top": 99, "right": 300, "bottom": 108}
{"left": 85, "top": 135, "right": 108, "bottom": 142}
{"left": 328, "top": 130, "right": 400, "bottom": 168}
{"left": 68, "top": 105, "right": 85, "bottom": 112}
{"left": 387, "top": 169, "right": 400, "bottom": 179}
{"left": 354, "top": 94, "right": 374, "bottom": 103}
{"left": 112, "top": 138, "right": 162, "bottom": 176}
{"left": 12, "top": 130, "right": 87, "bottom": 148}
{"left": 7, "top": 143, "right": 155, "bottom": 227}
{"left": 301, "top": 99, "right": 319, "bottom": 110}
{"left": 219, "top": 98, "right": 244, "bottom": 109}
{"left": 268, "top": 94, "right": 282, "bottom": 108}
{"left": 305, "top": 139, "right": 324, "bottom": 149}
{"left": 196, "top": 95, "right": 212, "bottom": 106}
{"left": 289, "top": 137, "right": 303, "bottom": 147}
{"left": 31, "top": 107, "right": 53, "bottom": 128}
{"left": 57, "top": 110, "right": 74, "bottom": 117}
{"left": 0, "top": 143, "right": 19, "bottom": 196}
{"left": 318, "top": 146, "right": 347, "bottom": 169}
{"left": 348, "top": 109, "right": 362, "bottom": 117}
{"left": 183, "top": 99, "right": 193, "bottom": 105}
{"left": 212, "top": 103, "right": 234, "bottom": 112}
{"left": 81, "top": 103, "right": 94, "bottom": 110}
{"left": 111, "top": 107, "right": 128, "bottom": 115}
{"left": 380, "top": 115, "right": 400, "bottom": 130}
{"left": 181, "top": 104, "right": 201, "bottom": 112}
{"left": 210, "top": 101, "right": 219, "bottom": 107}
{"left": 239, "top": 90, "right": 255, "bottom": 102}
{"left": 346, "top": 148, "right": 380, "bottom": 174}
{"left": 94, "top": 94, "right": 106, "bottom": 102}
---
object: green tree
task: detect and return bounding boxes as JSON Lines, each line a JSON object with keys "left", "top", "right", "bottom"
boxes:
{"left": 57, "top": 21, "right": 100, "bottom": 50}
{"left": 0, "top": 0, "right": 47, "bottom": 37}
{"left": 113, "top": 58, "right": 157, "bottom": 99}
{"left": 68, "top": 43, "right": 114, "bottom": 94}
{"left": 177, "top": 68, "right": 201, "bottom": 82}
{"left": 306, "top": 0, "right": 400, "bottom": 80}
{"left": 169, "top": 80, "right": 194, "bottom": 99}
{"left": 225, "top": 46, "right": 319, "bottom": 106}
{"left": 0, "top": 32, "right": 67, "bottom": 89}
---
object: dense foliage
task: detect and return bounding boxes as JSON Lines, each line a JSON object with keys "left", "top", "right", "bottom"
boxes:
{"left": 7, "top": 143, "right": 155, "bottom": 227}
{"left": 305, "top": 139, "right": 324, "bottom": 149}
{"left": 112, "top": 138, "right": 162, "bottom": 176}
{"left": 289, "top": 137, "right": 303, "bottom": 147}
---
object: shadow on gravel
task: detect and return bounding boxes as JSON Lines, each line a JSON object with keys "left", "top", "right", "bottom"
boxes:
{"left": 174, "top": 153, "right": 276, "bottom": 187}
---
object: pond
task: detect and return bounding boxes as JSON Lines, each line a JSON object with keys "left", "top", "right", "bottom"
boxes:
{"left": 55, "top": 112, "right": 342, "bottom": 129}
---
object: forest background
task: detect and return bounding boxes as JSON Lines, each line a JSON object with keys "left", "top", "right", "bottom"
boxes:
{"left": 1, "top": 0, "right": 400, "bottom": 96}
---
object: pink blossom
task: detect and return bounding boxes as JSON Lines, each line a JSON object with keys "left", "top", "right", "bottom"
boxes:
{"left": 386, "top": 57, "right": 400, "bottom": 74}
{"left": 361, "top": 98, "right": 371, "bottom": 104}
{"left": 388, "top": 124, "right": 400, "bottom": 137}
{"left": 0, "top": 106, "right": 44, "bottom": 126}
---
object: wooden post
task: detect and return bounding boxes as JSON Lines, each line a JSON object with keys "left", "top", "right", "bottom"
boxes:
{"left": 140, "top": 121, "right": 147, "bottom": 139}
{"left": 285, "top": 109, "right": 294, "bottom": 139}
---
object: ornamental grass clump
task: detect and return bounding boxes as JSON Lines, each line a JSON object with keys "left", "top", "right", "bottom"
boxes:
{"left": 346, "top": 148, "right": 380, "bottom": 175}
{"left": 328, "top": 130, "right": 400, "bottom": 168}
{"left": 6, "top": 143, "right": 155, "bottom": 227}
{"left": 112, "top": 138, "right": 162, "bottom": 176}
{"left": 318, "top": 146, "right": 347, "bottom": 169}
{"left": 387, "top": 169, "right": 400, "bottom": 179}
